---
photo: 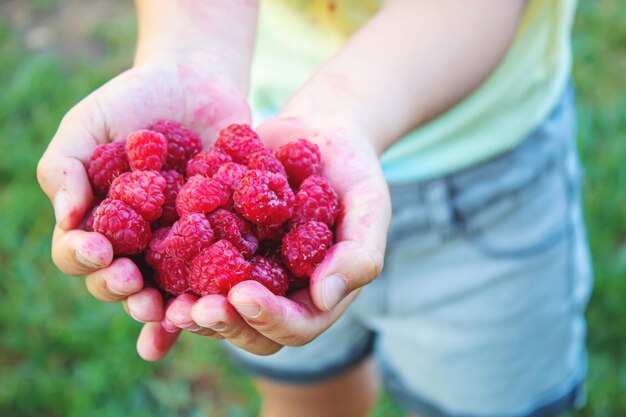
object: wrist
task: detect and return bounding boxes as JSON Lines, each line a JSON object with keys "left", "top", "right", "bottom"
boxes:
{"left": 133, "top": 46, "right": 251, "bottom": 93}
{"left": 279, "top": 73, "right": 387, "bottom": 155}
{"left": 134, "top": 0, "right": 258, "bottom": 92}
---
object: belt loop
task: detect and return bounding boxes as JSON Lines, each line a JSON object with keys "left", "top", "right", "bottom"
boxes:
{"left": 423, "top": 178, "right": 457, "bottom": 240}
{"left": 445, "top": 176, "right": 464, "bottom": 238}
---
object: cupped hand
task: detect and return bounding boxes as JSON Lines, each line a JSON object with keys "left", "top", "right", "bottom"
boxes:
{"left": 164, "top": 114, "right": 392, "bottom": 355}
{"left": 37, "top": 55, "right": 251, "bottom": 361}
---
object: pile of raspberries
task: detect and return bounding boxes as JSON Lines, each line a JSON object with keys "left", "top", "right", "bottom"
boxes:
{"left": 85, "top": 121, "right": 339, "bottom": 297}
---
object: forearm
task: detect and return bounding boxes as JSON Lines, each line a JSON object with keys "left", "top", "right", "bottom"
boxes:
{"left": 134, "top": 0, "right": 259, "bottom": 90}
{"left": 281, "top": 0, "right": 527, "bottom": 153}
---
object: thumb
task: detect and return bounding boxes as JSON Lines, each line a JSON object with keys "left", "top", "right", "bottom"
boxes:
{"left": 37, "top": 98, "right": 109, "bottom": 230}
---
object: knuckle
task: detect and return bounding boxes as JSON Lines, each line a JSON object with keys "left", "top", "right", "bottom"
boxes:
{"left": 85, "top": 273, "right": 122, "bottom": 303}
{"left": 36, "top": 157, "right": 54, "bottom": 190}
{"left": 51, "top": 247, "right": 81, "bottom": 277}
{"left": 256, "top": 321, "right": 281, "bottom": 335}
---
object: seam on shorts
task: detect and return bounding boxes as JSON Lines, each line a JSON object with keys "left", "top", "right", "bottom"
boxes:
{"left": 460, "top": 144, "right": 576, "bottom": 259}
{"left": 225, "top": 335, "right": 374, "bottom": 385}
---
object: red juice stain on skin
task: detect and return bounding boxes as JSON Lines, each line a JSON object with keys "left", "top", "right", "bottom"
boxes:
{"left": 177, "top": 0, "right": 212, "bottom": 29}
{"left": 177, "top": 64, "right": 247, "bottom": 132}
{"left": 118, "top": 259, "right": 140, "bottom": 286}
{"left": 67, "top": 207, "right": 82, "bottom": 224}
{"left": 289, "top": 302, "right": 310, "bottom": 316}
{"left": 80, "top": 237, "right": 111, "bottom": 266}
{"left": 359, "top": 212, "right": 373, "bottom": 228}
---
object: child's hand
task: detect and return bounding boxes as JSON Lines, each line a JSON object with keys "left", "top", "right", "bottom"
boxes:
{"left": 38, "top": 0, "right": 259, "bottom": 361}
{"left": 37, "top": 56, "right": 251, "bottom": 357}
{"left": 159, "top": 114, "right": 391, "bottom": 355}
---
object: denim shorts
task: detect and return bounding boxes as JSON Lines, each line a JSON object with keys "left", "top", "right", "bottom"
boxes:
{"left": 229, "top": 84, "right": 592, "bottom": 417}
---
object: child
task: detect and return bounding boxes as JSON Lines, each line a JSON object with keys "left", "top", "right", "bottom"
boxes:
{"left": 37, "top": 1, "right": 590, "bottom": 416}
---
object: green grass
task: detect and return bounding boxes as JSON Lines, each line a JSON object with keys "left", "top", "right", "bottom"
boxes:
{"left": 0, "top": 2, "right": 624, "bottom": 416}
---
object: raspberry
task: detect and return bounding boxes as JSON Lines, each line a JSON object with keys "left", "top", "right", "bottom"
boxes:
{"left": 84, "top": 202, "right": 102, "bottom": 232}
{"left": 176, "top": 175, "right": 230, "bottom": 215}
{"left": 186, "top": 148, "right": 232, "bottom": 178}
{"left": 159, "top": 170, "right": 184, "bottom": 226}
{"left": 208, "top": 209, "right": 258, "bottom": 258}
{"left": 155, "top": 255, "right": 190, "bottom": 296}
{"left": 145, "top": 227, "right": 171, "bottom": 269}
{"left": 248, "top": 149, "right": 287, "bottom": 177}
{"left": 92, "top": 199, "right": 151, "bottom": 255}
{"left": 165, "top": 213, "right": 215, "bottom": 261}
{"left": 189, "top": 240, "right": 252, "bottom": 295}
{"left": 108, "top": 171, "right": 166, "bottom": 222}
{"left": 290, "top": 175, "right": 340, "bottom": 228}
{"left": 212, "top": 162, "right": 248, "bottom": 189}
{"left": 126, "top": 130, "right": 168, "bottom": 171}
{"left": 281, "top": 221, "right": 332, "bottom": 278}
{"left": 233, "top": 170, "right": 295, "bottom": 227}
{"left": 150, "top": 119, "right": 202, "bottom": 173}
{"left": 249, "top": 256, "right": 289, "bottom": 295}
{"left": 88, "top": 141, "right": 129, "bottom": 196}
{"left": 276, "top": 139, "right": 322, "bottom": 187}
{"left": 214, "top": 124, "right": 264, "bottom": 164}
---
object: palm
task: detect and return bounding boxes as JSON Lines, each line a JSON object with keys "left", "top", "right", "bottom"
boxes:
{"left": 38, "top": 60, "right": 252, "bottom": 361}
{"left": 257, "top": 116, "right": 391, "bottom": 285}
{"left": 80, "top": 63, "right": 250, "bottom": 149}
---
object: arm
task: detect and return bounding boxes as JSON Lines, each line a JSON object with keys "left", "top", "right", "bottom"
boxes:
{"left": 37, "top": 0, "right": 259, "bottom": 360}
{"left": 182, "top": 0, "right": 528, "bottom": 352}
{"left": 283, "top": 0, "right": 528, "bottom": 153}
{"left": 134, "top": 0, "right": 257, "bottom": 89}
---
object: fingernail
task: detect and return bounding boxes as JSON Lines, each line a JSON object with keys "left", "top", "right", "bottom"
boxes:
{"left": 322, "top": 274, "right": 347, "bottom": 310}
{"left": 207, "top": 322, "right": 228, "bottom": 332}
{"left": 53, "top": 190, "right": 69, "bottom": 225}
{"left": 233, "top": 303, "right": 261, "bottom": 318}
{"left": 74, "top": 250, "right": 101, "bottom": 269}
{"left": 185, "top": 324, "right": 202, "bottom": 332}
{"left": 161, "top": 318, "right": 179, "bottom": 333}
{"left": 107, "top": 285, "right": 126, "bottom": 296}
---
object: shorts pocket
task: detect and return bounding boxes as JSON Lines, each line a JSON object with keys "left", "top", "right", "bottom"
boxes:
{"left": 458, "top": 155, "right": 577, "bottom": 259}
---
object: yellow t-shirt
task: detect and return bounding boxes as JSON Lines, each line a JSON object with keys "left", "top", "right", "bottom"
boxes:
{"left": 250, "top": 0, "right": 577, "bottom": 184}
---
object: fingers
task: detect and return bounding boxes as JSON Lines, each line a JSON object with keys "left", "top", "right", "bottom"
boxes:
{"left": 52, "top": 228, "right": 114, "bottom": 276}
{"left": 136, "top": 322, "right": 181, "bottom": 362}
{"left": 38, "top": 78, "right": 161, "bottom": 231}
{"left": 166, "top": 293, "right": 203, "bottom": 332}
{"left": 37, "top": 103, "right": 106, "bottom": 231}
{"left": 125, "top": 288, "right": 164, "bottom": 322}
{"left": 227, "top": 281, "right": 358, "bottom": 347}
{"left": 191, "top": 294, "right": 282, "bottom": 355}
{"left": 84, "top": 258, "right": 143, "bottom": 301}
{"left": 158, "top": 298, "right": 180, "bottom": 333}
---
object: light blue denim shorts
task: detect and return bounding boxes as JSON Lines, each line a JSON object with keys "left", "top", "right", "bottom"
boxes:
{"left": 229, "top": 84, "right": 592, "bottom": 417}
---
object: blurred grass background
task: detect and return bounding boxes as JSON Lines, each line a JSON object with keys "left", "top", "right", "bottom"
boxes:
{"left": 0, "top": 1, "right": 624, "bottom": 416}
